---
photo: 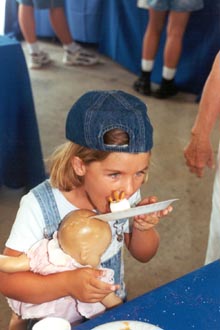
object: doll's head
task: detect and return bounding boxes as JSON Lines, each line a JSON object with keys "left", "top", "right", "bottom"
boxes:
{"left": 58, "top": 209, "right": 112, "bottom": 268}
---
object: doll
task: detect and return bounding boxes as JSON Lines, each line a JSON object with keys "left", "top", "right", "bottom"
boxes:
{"left": 1, "top": 209, "right": 122, "bottom": 328}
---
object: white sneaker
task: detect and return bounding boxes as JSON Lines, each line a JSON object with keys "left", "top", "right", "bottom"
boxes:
{"left": 29, "top": 51, "right": 51, "bottom": 69}
{"left": 62, "top": 48, "right": 100, "bottom": 66}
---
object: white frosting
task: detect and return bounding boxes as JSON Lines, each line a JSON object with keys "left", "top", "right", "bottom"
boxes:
{"left": 110, "top": 199, "right": 131, "bottom": 213}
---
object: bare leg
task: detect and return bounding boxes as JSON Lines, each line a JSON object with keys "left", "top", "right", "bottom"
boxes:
{"left": 50, "top": 7, "right": 100, "bottom": 66}
{"left": 17, "top": 3, "right": 52, "bottom": 68}
{"left": 164, "top": 11, "right": 191, "bottom": 68}
{"left": 142, "top": 9, "right": 167, "bottom": 60}
{"left": 8, "top": 312, "right": 28, "bottom": 330}
{"left": 18, "top": 5, "right": 73, "bottom": 47}
{"left": 133, "top": 9, "right": 167, "bottom": 95}
{"left": 153, "top": 11, "right": 191, "bottom": 98}
{"left": 18, "top": 4, "right": 36, "bottom": 43}
{"left": 49, "top": 7, "right": 73, "bottom": 45}
{"left": 19, "top": 5, "right": 99, "bottom": 67}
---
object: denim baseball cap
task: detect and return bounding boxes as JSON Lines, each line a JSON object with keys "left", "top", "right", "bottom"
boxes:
{"left": 66, "top": 90, "right": 153, "bottom": 152}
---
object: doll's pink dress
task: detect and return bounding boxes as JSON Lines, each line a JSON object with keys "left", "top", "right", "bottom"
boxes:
{"left": 7, "top": 232, "right": 115, "bottom": 324}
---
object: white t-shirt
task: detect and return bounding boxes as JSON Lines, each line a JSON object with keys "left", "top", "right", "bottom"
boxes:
{"left": 6, "top": 186, "right": 141, "bottom": 262}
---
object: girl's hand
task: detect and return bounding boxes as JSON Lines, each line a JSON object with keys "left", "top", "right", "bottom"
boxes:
{"left": 65, "top": 267, "right": 119, "bottom": 303}
{"left": 133, "top": 196, "right": 173, "bottom": 231}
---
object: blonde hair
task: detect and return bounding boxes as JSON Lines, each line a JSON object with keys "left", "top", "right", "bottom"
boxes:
{"left": 48, "top": 142, "right": 109, "bottom": 191}
{"left": 48, "top": 129, "right": 131, "bottom": 191}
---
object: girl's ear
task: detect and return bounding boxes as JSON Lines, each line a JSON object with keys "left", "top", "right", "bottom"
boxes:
{"left": 71, "top": 156, "right": 86, "bottom": 176}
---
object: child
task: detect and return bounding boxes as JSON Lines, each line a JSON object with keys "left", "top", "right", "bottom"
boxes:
{"left": 0, "top": 209, "right": 122, "bottom": 328}
{"left": 0, "top": 90, "right": 172, "bottom": 329}
{"left": 134, "top": 0, "right": 204, "bottom": 98}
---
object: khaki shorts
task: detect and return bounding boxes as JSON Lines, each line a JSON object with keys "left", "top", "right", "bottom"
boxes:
{"left": 16, "top": 0, "right": 64, "bottom": 9}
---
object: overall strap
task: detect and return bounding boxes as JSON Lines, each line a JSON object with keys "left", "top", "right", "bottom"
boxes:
{"left": 32, "top": 180, "right": 61, "bottom": 239}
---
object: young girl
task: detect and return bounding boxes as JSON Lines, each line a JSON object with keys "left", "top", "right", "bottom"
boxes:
{"left": 0, "top": 90, "right": 172, "bottom": 329}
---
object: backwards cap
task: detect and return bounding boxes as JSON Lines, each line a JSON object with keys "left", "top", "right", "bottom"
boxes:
{"left": 66, "top": 90, "right": 153, "bottom": 152}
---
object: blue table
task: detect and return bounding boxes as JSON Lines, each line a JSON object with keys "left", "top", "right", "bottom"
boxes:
{"left": 74, "top": 261, "right": 220, "bottom": 330}
{"left": 0, "top": 36, "right": 46, "bottom": 189}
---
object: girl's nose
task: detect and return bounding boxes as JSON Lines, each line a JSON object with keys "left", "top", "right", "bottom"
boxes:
{"left": 123, "top": 178, "right": 135, "bottom": 197}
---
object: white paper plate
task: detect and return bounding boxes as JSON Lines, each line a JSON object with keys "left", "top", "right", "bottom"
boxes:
{"left": 32, "top": 317, "right": 71, "bottom": 330}
{"left": 91, "top": 320, "right": 163, "bottom": 330}
{"left": 91, "top": 199, "right": 178, "bottom": 222}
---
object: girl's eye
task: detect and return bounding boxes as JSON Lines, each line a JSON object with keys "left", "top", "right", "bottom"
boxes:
{"left": 136, "top": 171, "right": 147, "bottom": 177}
{"left": 109, "top": 173, "right": 120, "bottom": 179}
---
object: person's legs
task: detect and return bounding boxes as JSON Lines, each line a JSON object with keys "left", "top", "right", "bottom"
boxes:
{"left": 133, "top": 9, "right": 167, "bottom": 95}
{"left": 17, "top": 2, "right": 51, "bottom": 69}
{"left": 49, "top": 7, "right": 73, "bottom": 45}
{"left": 142, "top": 9, "right": 167, "bottom": 60}
{"left": 164, "top": 11, "right": 191, "bottom": 70}
{"left": 49, "top": 6, "right": 100, "bottom": 66}
{"left": 154, "top": 10, "right": 191, "bottom": 98}
{"left": 18, "top": 3, "right": 36, "bottom": 43}
{"left": 18, "top": 0, "right": 100, "bottom": 68}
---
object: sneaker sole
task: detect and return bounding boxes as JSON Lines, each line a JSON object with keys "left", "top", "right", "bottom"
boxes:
{"left": 29, "top": 59, "right": 53, "bottom": 69}
{"left": 153, "top": 90, "right": 178, "bottom": 99}
{"left": 133, "top": 85, "right": 151, "bottom": 96}
{"left": 63, "top": 59, "right": 100, "bottom": 66}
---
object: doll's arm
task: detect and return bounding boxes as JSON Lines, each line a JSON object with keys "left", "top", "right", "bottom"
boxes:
{"left": 0, "top": 247, "right": 117, "bottom": 303}
{"left": 101, "top": 292, "right": 122, "bottom": 309}
{"left": 0, "top": 254, "right": 30, "bottom": 273}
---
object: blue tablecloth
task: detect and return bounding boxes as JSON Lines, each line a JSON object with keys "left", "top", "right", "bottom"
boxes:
{"left": 74, "top": 261, "right": 220, "bottom": 330}
{"left": 0, "top": 36, "right": 46, "bottom": 189}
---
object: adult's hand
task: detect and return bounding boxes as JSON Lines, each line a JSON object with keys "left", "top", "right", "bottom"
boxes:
{"left": 184, "top": 134, "right": 214, "bottom": 177}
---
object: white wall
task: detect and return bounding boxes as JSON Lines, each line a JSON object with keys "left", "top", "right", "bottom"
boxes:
{"left": 0, "top": 0, "right": 6, "bottom": 35}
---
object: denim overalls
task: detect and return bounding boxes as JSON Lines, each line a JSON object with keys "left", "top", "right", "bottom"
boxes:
{"left": 32, "top": 180, "right": 125, "bottom": 296}
{"left": 26, "top": 180, "right": 126, "bottom": 329}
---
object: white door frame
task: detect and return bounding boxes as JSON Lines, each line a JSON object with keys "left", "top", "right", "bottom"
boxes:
{"left": 0, "top": 0, "right": 6, "bottom": 35}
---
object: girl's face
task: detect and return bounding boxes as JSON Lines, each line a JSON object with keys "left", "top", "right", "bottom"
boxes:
{"left": 79, "top": 152, "right": 150, "bottom": 214}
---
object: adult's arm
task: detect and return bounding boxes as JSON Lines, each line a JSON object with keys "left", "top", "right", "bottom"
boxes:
{"left": 184, "top": 52, "right": 220, "bottom": 177}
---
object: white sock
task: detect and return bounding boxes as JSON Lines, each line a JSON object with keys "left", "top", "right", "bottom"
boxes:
{"left": 63, "top": 42, "right": 80, "bottom": 54}
{"left": 162, "top": 66, "right": 176, "bottom": 80}
{"left": 27, "top": 42, "right": 40, "bottom": 55}
{"left": 141, "top": 59, "right": 154, "bottom": 72}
